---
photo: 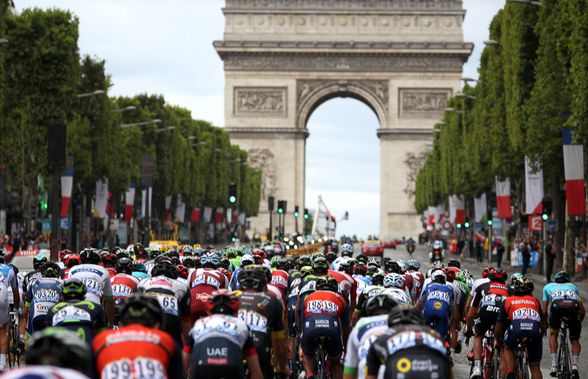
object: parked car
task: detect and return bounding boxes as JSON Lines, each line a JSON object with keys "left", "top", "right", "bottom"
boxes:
{"left": 381, "top": 238, "right": 398, "bottom": 249}
{"left": 362, "top": 240, "right": 384, "bottom": 257}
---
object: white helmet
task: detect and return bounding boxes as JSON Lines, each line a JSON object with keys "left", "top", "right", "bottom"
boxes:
{"left": 340, "top": 243, "right": 354, "bottom": 256}
{"left": 431, "top": 269, "right": 447, "bottom": 282}
{"left": 383, "top": 273, "right": 405, "bottom": 289}
{"left": 240, "top": 254, "right": 254, "bottom": 266}
{"left": 382, "top": 288, "right": 411, "bottom": 305}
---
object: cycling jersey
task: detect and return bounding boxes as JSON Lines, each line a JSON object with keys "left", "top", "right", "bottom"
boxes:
{"left": 469, "top": 277, "right": 490, "bottom": 306}
{"left": 25, "top": 277, "right": 62, "bottom": 334}
{"left": 0, "top": 263, "right": 19, "bottom": 326}
{"left": 46, "top": 300, "right": 107, "bottom": 343}
{"left": 189, "top": 268, "right": 228, "bottom": 320}
{"left": 286, "top": 272, "right": 303, "bottom": 337}
{"left": 138, "top": 276, "right": 190, "bottom": 346}
{"left": 93, "top": 324, "right": 183, "bottom": 379}
{"left": 543, "top": 282, "right": 583, "bottom": 340}
{"left": 111, "top": 273, "right": 140, "bottom": 307}
{"left": 184, "top": 313, "right": 257, "bottom": 379}
{"left": 270, "top": 269, "right": 289, "bottom": 299}
{"left": 418, "top": 282, "right": 454, "bottom": 338}
{"left": 328, "top": 269, "right": 357, "bottom": 305}
{"left": 68, "top": 264, "right": 113, "bottom": 304}
{"left": 1, "top": 365, "right": 90, "bottom": 379}
{"left": 344, "top": 314, "right": 388, "bottom": 379}
{"left": 498, "top": 294, "right": 543, "bottom": 363}
{"left": 238, "top": 290, "right": 285, "bottom": 379}
{"left": 406, "top": 270, "right": 425, "bottom": 302}
{"left": 470, "top": 281, "right": 509, "bottom": 336}
{"left": 301, "top": 290, "right": 349, "bottom": 358}
{"left": 22, "top": 270, "right": 42, "bottom": 293}
{"left": 366, "top": 324, "right": 450, "bottom": 379}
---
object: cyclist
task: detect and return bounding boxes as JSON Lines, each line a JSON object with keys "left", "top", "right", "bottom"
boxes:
{"left": 353, "top": 278, "right": 385, "bottom": 325}
{"left": 365, "top": 304, "right": 451, "bottom": 379}
{"left": 238, "top": 265, "right": 289, "bottom": 379}
{"left": 63, "top": 253, "right": 82, "bottom": 278}
{"left": 382, "top": 273, "right": 412, "bottom": 305}
{"left": 2, "top": 327, "right": 93, "bottom": 379}
{"left": 542, "top": 271, "right": 585, "bottom": 376}
{"left": 0, "top": 251, "right": 19, "bottom": 371}
{"left": 46, "top": 277, "right": 107, "bottom": 343}
{"left": 92, "top": 294, "right": 183, "bottom": 379}
{"left": 189, "top": 252, "right": 229, "bottom": 321}
{"left": 24, "top": 261, "right": 62, "bottom": 335}
{"left": 332, "top": 243, "right": 354, "bottom": 270}
{"left": 183, "top": 289, "right": 263, "bottom": 379}
{"left": 138, "top": 260, "right": 190, "bottom": 346}
{"left": 22, "top": 253, "right": 47, "bottom": 293}
{"left": 495, "top": 278, "right": 545, "bottom": 379}
{"left": 417, "top": 269, "right": 456, "bottom": 342}
{"left": 344, "top": 293, "right": 398, "bottom": 379}
{"left": 467, "top": 268, "right": 509, "bottom": 379}
{"left": 111, "top": 257, "right": 140, "bottom": 316}
{"left": 405, "top": 259, "right": 424, "bottom": 303}
{"left": 300, "top": 276, "right": 350, "bottom": 379}
{"left": 68, "top": 248, "right": 115, "bottom": 326}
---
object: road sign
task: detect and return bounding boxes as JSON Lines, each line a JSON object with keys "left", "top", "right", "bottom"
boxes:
{"left": 528, "top": 215, "right": 542, "bottom": 232}
{"left": 547, "top": 220, "right": 558, "bottom": 232}
{"left": 442, "top": 221, "right": 451, "bottom": 230}
{"left": 59, "top": 218, "right": 69, "bottom": 230}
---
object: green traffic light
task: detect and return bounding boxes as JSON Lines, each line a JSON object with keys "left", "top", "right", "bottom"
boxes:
{"left": 304, "top": 214, "right": 309, "bottom": 219}
{"left": 542, "top": 213, "right": 549, "bottom": 221}
{"left": 294, "top": 212, "right": 299, "bottom": 218}
{"left": 487, "top": 220, "right": 493, "bottom": 226}
{"left": 231, "top": 236, "right": 237, "bottom": 242}
{"left": 278, "top": 208, "right": 284, "bottom": 214}
{"left": 456, "top": 223, "right": 462, "bottom": 229}
{"left": 40, "top": 200, "right": 48, "bottom": 210}
{"left": 229, "top": 195, "right": 237, "bottom": 204}
{"left": 464, "top": 222, "right": 470, "bottom": 228}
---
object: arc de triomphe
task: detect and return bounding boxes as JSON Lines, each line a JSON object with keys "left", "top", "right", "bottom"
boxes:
{"left": 214, "top": 0, "right": 472, "bottom": 238}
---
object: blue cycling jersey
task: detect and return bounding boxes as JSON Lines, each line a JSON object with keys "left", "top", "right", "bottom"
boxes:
{"left": 542, "top": 282, "right": 580, "bottom": 303}
{"left": 421, "top": 282, "right": 454, "bottom": 314}
{"left": 25, "top": 277, "right": 62, "bottom": 334}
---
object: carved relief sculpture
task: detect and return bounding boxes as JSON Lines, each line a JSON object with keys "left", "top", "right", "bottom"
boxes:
{"left": 404, "top": 151, "right": 429, "bottom": 200}
{"left": 234, "top": 87, "right": 287, "bottom": 117}
{"left": 399, "top": 88, "right": 452, "bottom": 119}
{"left": 247, "top": 148, "right": 277, "bottom": 201}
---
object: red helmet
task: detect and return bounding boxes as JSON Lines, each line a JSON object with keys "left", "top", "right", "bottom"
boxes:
{"left": 354, "top": 263, "right": 368, "bottom": 276}
{"left": 176, "top": 265, "right": 188, "bottom": 279}
{"left": 482, "top": 267, "right": 491, "bottom": 278}
{"left": 493, "top": 268, "right": 508, "bottom": 282}
{"left": 445, "top": 268, "right": 457, "bottom": 282}
{"left": 102, "top": 253, "right": 117, "bottom": 268}
{"left": 65, "top": 254, "right": 82, "bottom": 268}
{"left": 207, "top": 289, "right": 240, "bottom": 315}
{"left": 59, "top": 249, "right": 72, "bottom": 261}
{"left": 253, "top": 253, "right": 264, "bottom": 265}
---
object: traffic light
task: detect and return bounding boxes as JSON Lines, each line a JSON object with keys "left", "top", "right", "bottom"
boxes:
{"left": 277, "top": 200, "right": 286, "bottom": 214}
{"left": 456, "top": 223, "right": 462, "bottom": 229}
{"left": 231, "top": 233, "right": 237, "bottom": 243}
{"left": 542, "top": 197, "right": 552, "bottom": 221}
{"left": 228, "top": 183, "right": 237, "bottom": 204}
{"left": 39, "top": 198, "right": 48, "bottom": 211}
{"left": 303, "top": 208, "right": 309, "bottom": 219}
{"left": 268, "top": 196, "right": 275, "bottom": 211}
{"left": 464, "top": 218, "right": 471, "bottom": 229}
{"left": 294, "top": 206, "right": 299, "bottom": 218}
{"left": 487, "top": 210, "right": 493, "bottom": 226}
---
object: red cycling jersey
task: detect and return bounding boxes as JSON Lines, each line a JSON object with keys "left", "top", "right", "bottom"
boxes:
{"left": 111, "top": 273, "right": 140, "bottom": 305}
{"left": 188, "top": 268, "right": 228, "bottom": 320}
{"left": 303, "top": 290, "right": 348, "bottom": 319}
{"left": 327, "top": 270, "right": 357, "bottom": 306}
{"left": 503, "top": 295, "right": 542, "bottom": 322}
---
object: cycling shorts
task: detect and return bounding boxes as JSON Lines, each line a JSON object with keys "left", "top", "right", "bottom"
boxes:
{"left": 474, "top": 306, "right": 500, "bottom": 336}
{"left": 189, "top": 336, "right": 244, "bottom": 379}
{"left": 549, "top": 302, "right": 582, "bottom": 340}
{"left": 423, "top": 307, "right": 450, "bottom": 338}
{"left": 301, "top": 315, "right": 343, "bottom": 358}
{"left": 504, "top": 320, "right": 542, "bottom": 364}
{"left": 384, "top": 348, "right": 451, "bottom": 379}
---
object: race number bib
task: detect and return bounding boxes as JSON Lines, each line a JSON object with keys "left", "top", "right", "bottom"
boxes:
{"left": 82, "top": 278, "right": 103, "bottom": 297}
{"left": 512, "top": 308, "right": 540, "bottom": 321}
{"left": 53, "top": 305, "right": 92, "bottom": 325}
{"left": 148, "top": 294, "right": 178, "bottom": 316}
{"left": 238, "top": 309, "right": 268, "bottom": 333}
{"left": 102, "top": 358, "right": 165, "bottom": 379}
{"left": 112, "top": 285, "right": 134, "bottom": 298}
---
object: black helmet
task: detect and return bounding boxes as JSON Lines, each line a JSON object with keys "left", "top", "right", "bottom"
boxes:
{"left": 363, "top": 293, "right": 398, "bottom": 317}
{"left": 513, "top": 278, "right": 534, "bottom": 296}
{"left": 387, "top": 304, "right": 423, "bottom": 327}
{"left": 447, "top": 259, "right": 461, "bottom": 269}
{"left": 33, "top": 253, "right": 48, "bottom": 271}
{"left": 116, "top": 257, "right": 133, "bottom": 274}
{"left": 151, "top": 262, "right": 179, "bottom": 279}
{"left": 554, "top": 271, "right": 571, "bottom": 284}
{"left": 371, "top": 272, "right": 384, "bottom": 286}
{"left": 238, "top": 266, "right": 267, "bottom": 291}
{"left": 315, "top": 277, "right": 339, "bottom": 292}
{"left": 80, "top": 248, "right": 101, "bottom": 264}
{"left": 119, "top": 294, "right": 162, "bottom": 327}
{"left": 41, "top": 262, "right": 61, "bottom": 278}
{"left": 182, "top": 257, "right": 196, "bottom": 268}
{"left": 26, "top": 327, "right": 91, "bottom": 372}
{"left": 61, "top": 277, "right": 86, "bottom": 300}
{"left": 325, "top": 251, "right": 337, "bottom": 263}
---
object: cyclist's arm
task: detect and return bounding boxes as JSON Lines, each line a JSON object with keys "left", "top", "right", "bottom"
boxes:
{"left": 246, "top": 353, "right": 263, "bottom": 379}
{"left": 541, "top": 300, "right": 549, "bottom": 320}
{"left": 167, "top": 342, "right": 184, "bottom": 379}
{"left": 104, "top": 296, "right": 115, "bottom": 327}
{"left": 10, "top": 273, "right": 20, "bottom": 309}
{"left": 365, "top": 343, "right": 382, "bottom": 379}
{"left": 343, "top": 328, "right": 359, "bottom": 379}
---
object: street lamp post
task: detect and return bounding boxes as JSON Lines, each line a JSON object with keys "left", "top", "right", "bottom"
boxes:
{"left": 510, "top": 0, "right": 542, "bottom": 6}
{"left": 484, "top": 40, "right": 501, "bottom": 47}
{"left": 77, "top": 89, "right": 105, "bottom": 98}
{"left": 119, "top": 119, "right": 162, "bottom": 129}
{"left": 110, "top": 105, "right": 137, "bottom": 113}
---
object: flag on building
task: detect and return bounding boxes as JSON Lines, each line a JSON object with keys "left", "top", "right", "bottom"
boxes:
{"left": 563, "top": 128, "right": 586, "bottom": 216}
{"left": 495, "top": 177, "right": 512, "bottom": 219}
{"left": 175, "top": 194, "right": 186, "bottom": 222}
{"left": 203, "top": 207, "right": 212, "bottom": 223}
{"left": 60, "top": 164, "right": 74, "bottom": 218}
{"left": 190, "top": 208, "right": 201, "bottom": 223}
{"left": 95, "top": 179, "right": 109, "bottom": 219}
{"left": 124, "top": 184, "right": 136, "bottom": 222}
{"left": 474, "top": 193, "right": 487, "bottom": 223}
{"left": 215, "top": 208, "right": 224, "bottom": 224}
{"left": 524, "top": 157, "right": 544, "bottom": 215}
{"left": 449, "top": 195, "right": 465, "bottom": 224}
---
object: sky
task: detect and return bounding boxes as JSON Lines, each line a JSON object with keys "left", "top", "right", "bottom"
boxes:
{"left": 16, "top": 0, "right": 505, "bottom": 238}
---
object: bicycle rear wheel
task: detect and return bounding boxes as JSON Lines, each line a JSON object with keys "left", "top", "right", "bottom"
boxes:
{"left": 557, "top": 337, "right": 571, "bottom": 379}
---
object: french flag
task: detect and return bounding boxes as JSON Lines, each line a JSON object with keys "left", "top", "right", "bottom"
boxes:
{"left": 524, "top": 157, "right": 544, "bottom": 215}
{"left": 124, "top": 184, "right": 136, "bottom": 221}
{"left": 60, "top": 164, "right": 74, "bottom": 218}
{"left": 495, "top": 177, "right": 512, "bottom": 219}
{"left": 563, "top": 128, "right": 586, "bottom": 216}
{"left": 449, "top": 195, "right": 465, "bottom": 224}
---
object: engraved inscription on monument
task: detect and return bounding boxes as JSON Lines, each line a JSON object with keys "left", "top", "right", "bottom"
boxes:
{"left": 399, "top": 88, "right": 452, "bottom": 119}
{"left": 234, "top": 87, "right": 287, "bottom": 117}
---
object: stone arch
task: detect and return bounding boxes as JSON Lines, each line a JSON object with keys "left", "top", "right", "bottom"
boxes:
{"left": 296, "top": 80, "right": 390, "bottom": 130}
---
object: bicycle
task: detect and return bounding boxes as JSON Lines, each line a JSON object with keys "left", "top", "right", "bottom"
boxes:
{"left": 6, "top": 311, "right": 22, "bottom": 368}
{"left": 513, "top": 337, "right": 529, "bottom": 379}
{"left": 314, "top": 336, "right": 330, "bottom": 379}
{"left": 556, "top": 317, "right": 576, "bottom": 379}
{"left": 468, "top": 330, "right": 499, "bottom": 379}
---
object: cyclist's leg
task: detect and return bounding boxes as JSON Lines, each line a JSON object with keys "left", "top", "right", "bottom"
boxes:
{"left": 568, "top": 316, "right": 582, "bottom": 370}
{"left": 324, "top": 327, "right": 343, "bottom": 379}
{"left": 526, "top": 335, "right": 543, "bottom": 379}
{"left": 0, "top": 323, "right": 7, "bottom": 369}
{"left": 547, "top": 309, "right": 559, "bottom": 369}
{"left": 300, "top": 325, "right": 319, "bottom": 377}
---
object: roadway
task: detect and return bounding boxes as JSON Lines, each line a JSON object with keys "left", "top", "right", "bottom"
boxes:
{"left": 382, "top": 243, "right": 588, "bottom": 378}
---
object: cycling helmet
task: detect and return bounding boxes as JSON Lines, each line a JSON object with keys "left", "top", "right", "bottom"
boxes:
{"left": 447, "top": 259, "right": 461, "bottom": 269}
{"left": 431, "top": 269, "right": 447, "bottom": 283}
{"left": 455, "top": 272, "right": 468, "bottom": 284}
{"left": 132, "top": 262, "right": 147, "bottom": 274}
{"left": 116, "top": 257, "right": 133, "bottom": 274}
{"left": 356, "top": 254, "right": 368, "bottom": 264}
{"left": 513, "top": 277, "right": 534, "bottom": 295}
{"left": 64, "top": 254, "right": 81, "bottom": 269}
{"left": 58, "top": 249, "right": 72, "bottom": 262}
{"left": 176, "top": 265, "right": 189, "bottom": 280}
{"left": 207, "top": 289, "right": 240, "bottom": 315}
{"left": 340, "top": 243, "right": 354, "bottom": 257}
{"left": 182, "top": 257, "right": 196, "bottom": 268}
{"left": 101, "top": 252, "right": 117, "bottom": 268}
{"left": 181, "top": 245, "right": 193, "bottom": 256}
{"left": 33, "top": 253, "right": 48, "bottom": 270}
{"left": 151, "top": 262, "right": 179, "bottom": 279}
{"left": 493, "top": 268, "right": 508, "bottom": 283}
{"left": 384, "top": 273, "right": 405, "bottom": 289}
{"left": 554, "top": 271, "right": 571, "bottom": 283}
{"left": 41, "top": 262, "right": 61, "bottom": 278}
{"left": 371, "top": 272, "right": 385, "bottom": 286}
{"left": 367, "top": 258, "right": 380, "bottom": 268}
{"left": 366, "top": 266, "right": 379, "bottom": 277}
{"left": 315, "top": 277, "right": 339, "bottom": 293}
{"left": 61, "top": 277, "right": 86, "bottom": 300}
{"left": 312, "top": 257, "right": 329, "bottom": 275}
{"left": 300, "top": 266, "right": 313, "bottom": 278}
{"left": 386, "top": 261, "right": 402, "bottom": 274}
{"left": 482, "top": 267, "right": 491, "bottom": 278}
{"left": 80, "top": 248, "right": 101, "bottom": 264}
{"left": 432, "top": 261, "right": 444, "bottom": 269}
{"left": 338, "top": 260, "right": 353, "bottom": 275}
{"left": 238, "top": 266, "right": 267, "bottom": 291}
{"left": 271, "top": 256, "right": 281, "bottom": 268}
{"left": 406, "top": 259, "right": 421, "bottom": 271}
{"left": 220, "top": 258, "right": 231, "bottom": 270}
{"left": 397, "top": 261, "right": 408, "bottom": 273}
{"left": 387, "top": 304, "right": 423, "bottom": 327}
{"left": 326, "top": 251, "right": 337, "bottom": 263}
{"left": 119, "top": 294, "right": 163, "bottom": 327}
{"left": 363, "top": 293, "right": 398, "bottom": 317}
{"left": 510, "top": 272, "right": 523, "bottom": 285}
{"left": 116, "top": 250, "right": 130, "bottom": 260}
{"left": 26, "top": 327, "right": 91, "bottom": 371}
{"left": 298, "top": 255, "right": 311, "bottom": 268}
{"left": 201, "top": 252, "right": 220, "bottom": 268}
{"left": 240, "top": 254, "right": 254, "bottom": 267}
{"left": 354, "top": 263, "right": 368, "bottom": 276}
{"left": 445, "top": 268, "right": 456, "bottom": 282}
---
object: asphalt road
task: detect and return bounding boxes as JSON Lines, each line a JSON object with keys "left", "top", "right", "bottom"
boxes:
{"left": 382, "top": 244, "right": 588, "bottom": 378}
